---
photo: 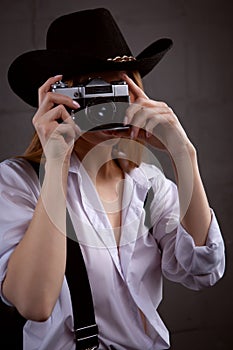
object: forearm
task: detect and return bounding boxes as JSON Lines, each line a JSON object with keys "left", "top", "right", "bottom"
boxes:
{"left": 2, "top": 160, "right": 68, "bottom": 321}
{"left": 171, "top": 145, "right": 211, "bottom": 246}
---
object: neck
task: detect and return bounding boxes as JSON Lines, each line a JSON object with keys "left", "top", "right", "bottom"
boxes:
{"left": 74, "top": 136, "right": 122, "bottom": 181}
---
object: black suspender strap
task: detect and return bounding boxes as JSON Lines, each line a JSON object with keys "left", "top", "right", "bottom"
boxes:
{"left": 28, "top": 160, "right": 99, "bottom": 350}
{"left": 144, "top": 185, "right": 154, "bottom": 232}
{"left": 66, "top": 212, "right": 99, "bottom": 350}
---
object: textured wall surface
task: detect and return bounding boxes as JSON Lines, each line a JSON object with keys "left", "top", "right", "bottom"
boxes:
{"left": 0, "top": 1, "right": 232, "bottom": 349}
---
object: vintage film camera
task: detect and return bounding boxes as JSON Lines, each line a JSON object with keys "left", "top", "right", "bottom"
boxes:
{"left": 51, "top": 78, "right": 130, "bottom": 131}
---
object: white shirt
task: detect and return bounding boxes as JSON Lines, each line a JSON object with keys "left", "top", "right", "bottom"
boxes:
{"left": 0, "top": 156, "right": 225, "bottom": 350}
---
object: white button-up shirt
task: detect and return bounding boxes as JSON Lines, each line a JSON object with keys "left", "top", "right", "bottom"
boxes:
{"left": 0, "top": 156, "right": 225, "bottom": 350}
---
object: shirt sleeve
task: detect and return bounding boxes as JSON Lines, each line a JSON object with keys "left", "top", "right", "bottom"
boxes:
{"left": 0, "top": 159, "right": 39, "bottom": 304}
{"left": 150, "top": 176, "right": 225, "bottom": 291}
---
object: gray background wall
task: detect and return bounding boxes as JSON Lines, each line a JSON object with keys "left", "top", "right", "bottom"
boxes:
{"left": 0, "top": 0, "right": 232, "bottom": 349}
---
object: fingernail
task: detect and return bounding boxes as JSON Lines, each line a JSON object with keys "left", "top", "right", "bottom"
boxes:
{"left": 117, "top": 151, "right": 127, "bottom": 157}
{"left": 146, "top": 131, "right": 151, "bottom": 138}
{"left": 73, "top": 101, "right": 80, "bottom": 108}
{"left": 123, "top": 116, "right": 128, "bottom": 125}
{"left": 130, "top": 130, "right": 135, "bottom": 139}
{"left": 75, "top": 124, "right": 81, "bottom": 136}
{"left": 54, "top": 74, "right": 63, "bottom": 79}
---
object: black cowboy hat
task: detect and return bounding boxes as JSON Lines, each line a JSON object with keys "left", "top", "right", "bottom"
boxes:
{"left": 8, "top": 8, "right": 173, "bottom": 107}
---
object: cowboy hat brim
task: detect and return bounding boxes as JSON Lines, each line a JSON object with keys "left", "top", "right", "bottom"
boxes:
{"left": 8, "top": 38, "right": 173, "bottom": 107}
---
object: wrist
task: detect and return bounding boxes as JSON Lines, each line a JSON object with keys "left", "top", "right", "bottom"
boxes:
{"left": 45, "top": 157, "right": 70, "bottom": 175}
{"left": 44, "top": 158, "right": 70, "bottom": 195}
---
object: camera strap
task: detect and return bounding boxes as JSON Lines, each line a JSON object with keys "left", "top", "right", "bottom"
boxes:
{"left": 28, "top": 160, "right": 99, "bottom": 350}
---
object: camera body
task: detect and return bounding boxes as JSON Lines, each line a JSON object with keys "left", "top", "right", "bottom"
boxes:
{"left": 51, "top": 78, "right": 130, "bottom": 131}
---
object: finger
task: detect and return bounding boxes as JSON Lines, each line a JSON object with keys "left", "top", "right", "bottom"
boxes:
{"left": 130, "top": 109, "right": 158, "bottom": 139}
{"left": 35, "top": 113, "right": 80, "bottom": 147}
{"left": 137, "top": 99, "right": 172, "bottom": 111}
{"left": 38, "top": 92, "right": 80, "bottom": 116}
{"left": 44, "top": 125, "right": 76, "bottom": 160}
{"left": 121, "top": 73, "right": 149, "bottom": 100}
{"left": 127, "top": 103, "right": 172, "bottom": 139}
{"left": 52, "top": 123, "right": 77, "bottom": 142}
{"left": 124, "top": 102, "right": 143, "bottom": 125}
{"left": 129, "top": 107, "right": 147, "bottom": 129}
{"left": 50, "top": 111, "right": 82, "bottom": 141}
{"left": 148, "top": 112, "right": 179, "bottom": 145}
{"left": 144, "top": 114, "right": 163, "bottom": 137}
{"left": 125, "top": 102, "right": 170, "bottom": 126}
{"left": 39, "top": 75, "right": 63, "bottom": 106}
{"left": 62, "top": 114, "right": 82, "bottom": 139}
{"left": 42, "top": 104, "right": 71, "bottom": 124}
{"left": 34, "top": 105, "right": 73, "bottom": 137}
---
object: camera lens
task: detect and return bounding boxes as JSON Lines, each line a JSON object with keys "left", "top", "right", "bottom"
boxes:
{"left": 85, "top": 98, "right": 116, "bottom": 127}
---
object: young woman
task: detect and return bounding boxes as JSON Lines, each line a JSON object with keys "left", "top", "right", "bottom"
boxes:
{"left": 0, "top": 8, "right": 225, "bottom": 350}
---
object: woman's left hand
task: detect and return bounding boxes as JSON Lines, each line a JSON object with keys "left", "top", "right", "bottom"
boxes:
{"left": 122, "top": 74, "right": 213, "bottom": 246}
{"left": 122, "top": 73, "right": 194, "bottom": 158}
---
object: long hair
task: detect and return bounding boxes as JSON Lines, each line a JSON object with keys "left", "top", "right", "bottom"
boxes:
{"left": 21, "top": 71, "right": 144, "bottom": 172}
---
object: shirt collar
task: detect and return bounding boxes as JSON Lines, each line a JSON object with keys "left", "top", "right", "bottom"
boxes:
{"left": 69, "top": 152, "right": 81, "bottom": 174}
{"left": 69, "top": 151, "right": 155, "bottom": 191}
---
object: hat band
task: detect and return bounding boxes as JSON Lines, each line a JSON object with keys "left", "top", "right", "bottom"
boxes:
{"left": 107, "top": 55, "right": 136, "bottom": 62}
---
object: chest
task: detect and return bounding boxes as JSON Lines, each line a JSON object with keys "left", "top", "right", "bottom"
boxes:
{"left": 67, "top": 166, "right": 153, "bottom": 251}
{"left": 96, "top": 179, "right": 124, "bottom": 246}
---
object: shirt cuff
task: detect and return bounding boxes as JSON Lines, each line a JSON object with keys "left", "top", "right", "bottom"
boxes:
{"left": 0, "top": 249, "right": 14, "bottom": 307}
{"left": 175, "top": 209, "right": 225, "bottom": 275}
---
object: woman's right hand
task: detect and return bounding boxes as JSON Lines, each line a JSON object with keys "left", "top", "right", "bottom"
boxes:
{"left": 32, "top": 75, "right": 80, "bottom": 164}
{"left": 2, "top": 76, "right": 80, "bottom": 320}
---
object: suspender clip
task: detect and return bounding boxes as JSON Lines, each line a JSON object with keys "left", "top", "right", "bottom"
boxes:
{"left": 74, "top": 324, "right": 99, "bottom": 350}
